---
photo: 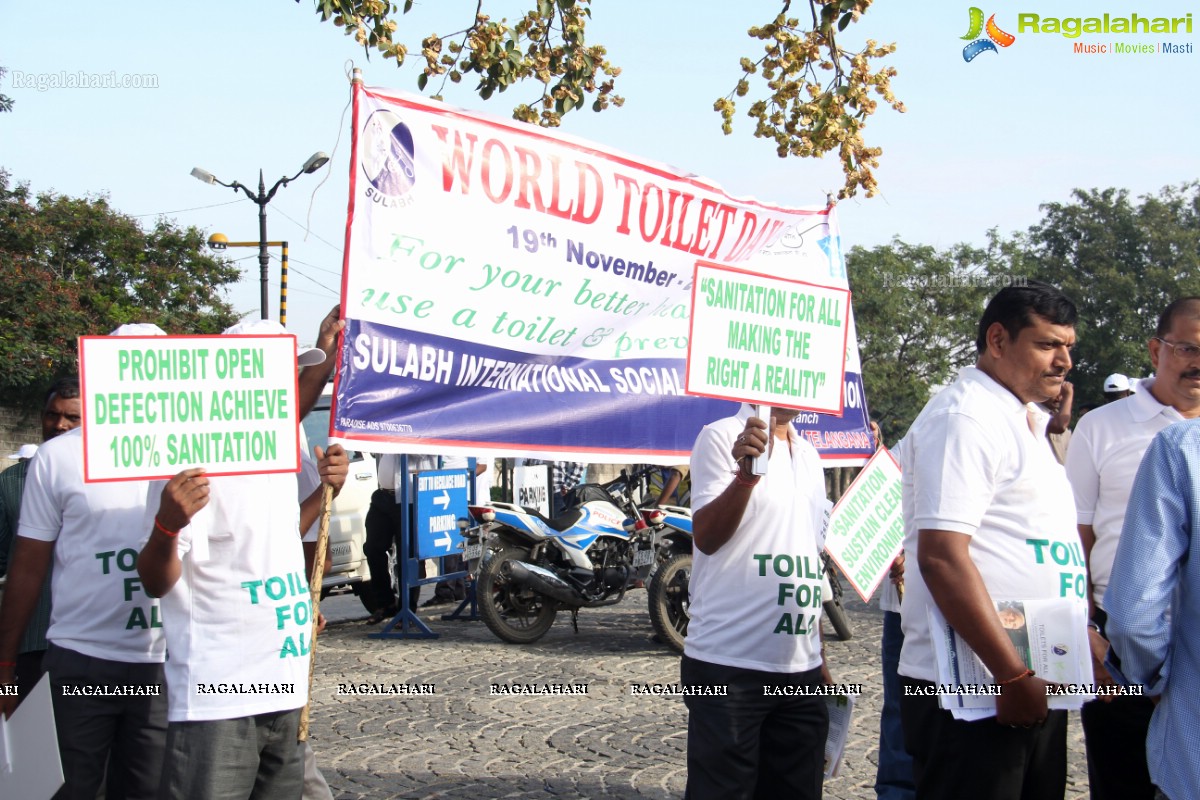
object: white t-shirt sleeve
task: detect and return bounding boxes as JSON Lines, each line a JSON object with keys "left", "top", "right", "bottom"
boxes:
{"left": 807, "top": 443, "right": 827, "bottom": 501}
{"left": 1063, "top": 417, "right": 1099, "bottom": 525}
{"left": 689, "top": 424, "right": 735, "bottom": 513}
{"left": 911, "top": 411, "right": 1000, "bottom": 535}
{"left": 16, "top": 453, "right": 62, "bottom": 542}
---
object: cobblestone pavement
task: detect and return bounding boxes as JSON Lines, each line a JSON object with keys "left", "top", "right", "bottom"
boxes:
{"left": 308, "top": 590, "right": 1091, "bottom": 799}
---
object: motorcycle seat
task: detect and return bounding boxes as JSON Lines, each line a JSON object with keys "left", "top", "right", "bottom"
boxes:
{"left": 521, "top": 507, "right": 583, "bottom": 532}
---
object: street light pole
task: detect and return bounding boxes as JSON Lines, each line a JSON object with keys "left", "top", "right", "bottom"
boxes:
{"left": 256, "top": 170, "right": 270, "bottom": 320}
{"left": 191, "top": 152, "right": 329, "bottom": 320}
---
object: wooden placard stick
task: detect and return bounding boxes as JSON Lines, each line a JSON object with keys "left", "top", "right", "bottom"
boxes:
{"left": 298, "top": 483, "right": 333, "bottom": 742}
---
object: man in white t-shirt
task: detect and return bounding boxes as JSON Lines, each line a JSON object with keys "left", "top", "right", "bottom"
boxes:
{"left": 136, "top": 321, "right": 348, "bottom": 799}
{"left": 898, "top": 282, "right": 1085, "bottom": 800}
{"left": 683, "top": 404, "right": 832, "bottom": 800}
{"left": 1065, "top": 297, "right": 1200, "bottom": 800}
{"left": 0, "top": 324, "right": 170, "bottom": 799}
{"left": 0, "top": 376, "right": 83, "bottom": 705}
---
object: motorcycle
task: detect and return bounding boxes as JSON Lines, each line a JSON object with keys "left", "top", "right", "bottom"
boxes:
{"left": 642, "top": 511, "right": 852, "bottom": 653}
{"left": 461, "top": 468, "right": 660, "bottom": 644}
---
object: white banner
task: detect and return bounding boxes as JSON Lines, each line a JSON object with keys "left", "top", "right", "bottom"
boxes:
{"left": 333, "top": 85, "right": 877, "bottom": 465}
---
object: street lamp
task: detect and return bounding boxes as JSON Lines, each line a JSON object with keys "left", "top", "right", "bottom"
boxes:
{"left": 191, "top": 151, "right": 329, "bottom": 320}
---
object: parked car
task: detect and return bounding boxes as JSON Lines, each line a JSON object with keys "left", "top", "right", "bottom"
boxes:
{"left": 301, "top": 385, "right": 384, "bottom": 610}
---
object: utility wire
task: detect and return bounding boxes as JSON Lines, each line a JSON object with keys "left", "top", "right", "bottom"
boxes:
{"left": 271, "top": 205, "right": 346, "bottom": 255}
{"left": 132, "top": 198, "right": 247, "bottom": 218}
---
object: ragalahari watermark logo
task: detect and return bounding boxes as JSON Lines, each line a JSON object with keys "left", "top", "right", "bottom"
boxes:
{"left": 961, "top": 8, "right": 1016, "bottom": 61}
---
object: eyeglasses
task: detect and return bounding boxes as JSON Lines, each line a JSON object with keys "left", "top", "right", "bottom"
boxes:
{"left": 1154, "top": 337, "right": 1200, "bottom": 360}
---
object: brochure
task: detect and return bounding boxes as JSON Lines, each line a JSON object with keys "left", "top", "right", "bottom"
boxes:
{"left": 927, "top": 597, "right": 1092, "bottom": 720}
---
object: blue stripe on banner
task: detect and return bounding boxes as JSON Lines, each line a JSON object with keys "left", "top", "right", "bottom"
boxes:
{"left": 334, "top": 319, "right": 874, "bottom": 460}
{"left": 334, "top": 318, "right": 737, "bottom": 456}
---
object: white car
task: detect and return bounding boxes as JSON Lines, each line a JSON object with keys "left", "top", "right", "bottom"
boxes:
{"left": 301, "top": 386, "right": 385, "bottom": 610}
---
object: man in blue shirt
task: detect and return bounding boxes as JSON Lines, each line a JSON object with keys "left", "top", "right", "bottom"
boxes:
{"left": 1106, "top": 415, "right": 1200, "bottom": 800}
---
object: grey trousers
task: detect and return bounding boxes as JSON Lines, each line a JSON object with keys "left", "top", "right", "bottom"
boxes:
{"left": 159, "top": 708, "right": 304, "bottom": 800}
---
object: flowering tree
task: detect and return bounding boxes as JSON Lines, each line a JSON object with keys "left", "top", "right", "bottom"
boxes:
{"left": 311, "top": 0, "right": 904, "bottom": 198}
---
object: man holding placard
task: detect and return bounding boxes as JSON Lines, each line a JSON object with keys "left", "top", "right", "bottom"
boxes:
{"left": 683, "top": 403, "right": 832, "bottom": 800}
{"left": 0, "top": 324, "right": 171, "bottom": 800}
{"left": 897, "top": 282, "right": 1085, "bottom": 799}
{"left": 136, "top": 320, "right": 348, "bottom": 799}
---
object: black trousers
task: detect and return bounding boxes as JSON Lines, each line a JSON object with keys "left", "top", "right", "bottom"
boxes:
{"left": 15, "top": 648, "right": 45, "bottom": 703}
{"left": 45, "top": 644, "right": 168, "bottom": 800}
{"left": 364, "top": 489, "right": 404, "bottom": 612}
{"left": 900, "top": 677, "right": 1067, "bottom": 800}
{"left": 365, "top": 489, "right": 439, "bottom": 611}
{"left": 1081, "top": 608, "right": 1157, "bottom": 800}
{"left": 432, "top": 553, "right": 466, "bottom": 601}
{"left": 681, "top": 655, "right": 827, "bottom": 800}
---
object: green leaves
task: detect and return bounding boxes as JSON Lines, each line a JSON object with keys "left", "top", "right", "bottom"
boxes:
{"left": 845, "top": 182, "right": 1200, "bottom": 438}
{"left": 307, "top": 1, "right": 897, "bottom": 196}
{"left": 715, "top": 1, "right": 903, "bottom": 199}
{"left": 0, "top": 66, "right": 12, "bottom": 113}
{"left": 847, "top": 238, "right": 990, "bottom": 443}
{"left": 0, "top": 169, "right": 240, "bottom": 408}
{"left": 1014, "top": 183, "right": 1200, "bottom": 401}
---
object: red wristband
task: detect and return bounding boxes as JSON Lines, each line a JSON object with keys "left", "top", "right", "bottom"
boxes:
{"left": 997, "top": 668, "right": 1035, "bottom": 686}
{"left": 0, "top": 661, "right": 16, "bottom": 668}
{"left": 154, "top": 517, "right": 180, "bottom": 538}
{"left": 733, "top": 470, "right": 760, "bottom": 488}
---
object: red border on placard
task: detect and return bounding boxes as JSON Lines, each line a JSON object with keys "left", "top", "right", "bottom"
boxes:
{"left": 684, "top": 260, "right": 851, "bottom": 415}
{"left": 79, "top": 334, "right": 303, "bottom": 483}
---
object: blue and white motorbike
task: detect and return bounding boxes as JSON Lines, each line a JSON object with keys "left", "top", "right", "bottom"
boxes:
{"left": 464, "top": 469, "right": 659, "bottom": 644}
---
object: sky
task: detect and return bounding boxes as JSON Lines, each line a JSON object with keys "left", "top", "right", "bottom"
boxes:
{"left": 3, "top": 1, "right": 1197, "bottom": 342}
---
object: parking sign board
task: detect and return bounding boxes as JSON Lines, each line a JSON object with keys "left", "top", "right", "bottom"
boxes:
{"left": 413, "top": 469, "right": 470, "bottom": 560}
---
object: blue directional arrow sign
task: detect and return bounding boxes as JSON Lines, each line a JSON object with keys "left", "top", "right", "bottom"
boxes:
{"left": 413, "top": 469, "right": 470, "bottom": 560}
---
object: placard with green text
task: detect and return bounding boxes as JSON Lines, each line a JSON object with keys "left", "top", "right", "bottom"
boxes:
{"left": 823, "top": 447, "right": 903, "bottom": 602}
{"left": 79, "top": 334, "right": 302, "bottom": 482}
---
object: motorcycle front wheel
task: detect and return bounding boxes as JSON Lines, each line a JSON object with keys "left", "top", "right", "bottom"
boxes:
{"left": 648, "top": 551, "right": 691, "bottom": 654}
{"left": 477, "top": 546, "right": 558, "bottom": 644}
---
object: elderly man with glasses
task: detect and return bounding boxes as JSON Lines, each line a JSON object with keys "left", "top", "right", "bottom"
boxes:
{"left": 1065, "top": 297, "right": 1200, "bottom": 800}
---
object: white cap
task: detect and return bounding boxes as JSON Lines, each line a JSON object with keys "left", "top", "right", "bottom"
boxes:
{"left": 110, "top": 323, "right": 167, "bottom": 336}
{"left": 6, "top": 443, "right": 38, "bottom": 460}
{"left": 222, "top": 319, "right": 326, "bottom": 367}
{"left": 1103, "top": 373, "right": 1131, "bottom": 393}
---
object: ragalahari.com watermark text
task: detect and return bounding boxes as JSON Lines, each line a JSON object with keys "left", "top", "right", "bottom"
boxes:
{"left": 8, "top": 70, "right": 159, "bottom": 92}
{"left": 880, "top": 272, "right": 1027, "bottom": 292}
